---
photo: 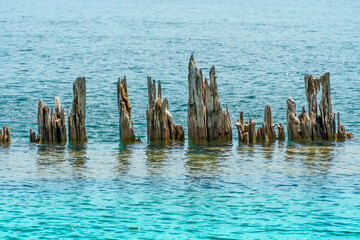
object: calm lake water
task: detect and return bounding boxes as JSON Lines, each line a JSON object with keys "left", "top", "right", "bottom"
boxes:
{"left": 1, "top": 0, "right": 360, "bottom": 238}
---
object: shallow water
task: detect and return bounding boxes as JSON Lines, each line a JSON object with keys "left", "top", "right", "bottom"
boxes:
{"left": 1, "top": 0, "right": 360, "bottom": 238}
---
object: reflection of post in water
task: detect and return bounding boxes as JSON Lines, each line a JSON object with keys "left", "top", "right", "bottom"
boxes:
{"left": 36, "top": 143, "right": 67, "bottom": 167}
{"left": 185, "top": 141, "right": 232, "bottom": 177}
{"left": 258, "top": 141, "right": 276, "bottom": 160}
{"left": 0, "top": 142, "right": 11, "bottom": 149}
{"left": 68, "top": 142, "right": 88, "bottom": 169}
{"left": 116, "top": 142, "right": 133, "bottom": 174}
{"left": 285, "top": 142, "right": 335, "bottom": 173}
{"left": 145, "top": 142, "right": 175, "bottom": 175}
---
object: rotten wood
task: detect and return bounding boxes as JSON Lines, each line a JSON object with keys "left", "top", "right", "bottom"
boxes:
{"left": 68, "top": 77, "right": 87, "bottom": 142}
{"left": 146, "top": 76, "right": 184, "bottom": 142}
{"left": 117, "top": 76, "right": 139, "bottom": 142}
{"left": 187, "top": 54, "right": 232, "bottom": 142}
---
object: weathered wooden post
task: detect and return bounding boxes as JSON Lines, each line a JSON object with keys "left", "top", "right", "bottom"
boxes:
{"left": 147, "top": 76, "right": 184, "bottom": 142}
{"left": 30, "top": 97, "right": 67, "bottom": 143}
{"left": 277, "top": 123, "right": 285, "bottom": 140}
{"left": 318, "top": 73, "right": 336, "bottom": 140}
{"left": 117, "top": 76, "right": 139, "bottom": 142}
{"left": 286, "top": 98, "right": 312, "bottom": 141}
{"left": 337, "top": 112, "right": 346, "bottom": 141}
{"left": 187, "top": 54, "right": 232, "bottom": 142}
{"left": 0, "top": 126, "right": 11, "bottom": 143}
{"left": 68, "top": 77, "right": 87, "bottom": 142}
{"left": 256, "top": 105, "right": 277, "bottom": 141}
{"left": 288, "top": 72, "right": 348, "bottom": 141}
{"left": 248, "top": 118, "right": 257, "bottom": 143}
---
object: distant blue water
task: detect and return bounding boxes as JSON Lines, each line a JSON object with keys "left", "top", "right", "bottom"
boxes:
{"left": 1, "top": 0, "right": 360, "bottom": 238}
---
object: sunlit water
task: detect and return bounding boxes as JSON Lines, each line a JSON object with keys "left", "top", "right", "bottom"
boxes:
{"left": 1, "top": 0, "right": 360, "bottom": 238}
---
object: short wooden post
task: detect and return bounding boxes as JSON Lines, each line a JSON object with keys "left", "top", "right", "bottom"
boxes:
{"left": 0, "top": 126, "right": 11, "bottom": 143}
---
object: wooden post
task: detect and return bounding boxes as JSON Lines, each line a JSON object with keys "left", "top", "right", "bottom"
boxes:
{"left": 30, "top": 97, "right": 67, "bottom": 143}
{"left": 256, "top": 105, "right": 277, "bottom": 141}
{"left": 68, "top": 77, "right": 87, "bottom": 143}
{"left": 318, "top": 73, "right": 336, "bottom": 140}
{"left": 337, "top": 112, "right": 346, "bottom": 141}
{"left": 304, "top": 73, "right": 321, "bottom": 139}
{"left": 277, "top": 123, "right": 285, "bottom": 140}
{"left": 286, "top": 98, "right": 312, "bottom": 141}
{"left": 248, "top": 117, "right": 257, "bottom": 143}
{"left": 187, "top": 54, "right": 232, "bottom": 142}
{"left": 286, "top": 97, "right": 301, "bottom": 140}
{"left": 117, "top": 76, "right": 139, "bottom": 142}
{"left": 188, "top": 55, "right": 207, "bottom": 141}
{"left": 0, "top": 126, "right": 11, "bottom": 143}
{"left": 146, "top": 76, "right": 184, "bottom": 142}
{"left": 290, "top": 72, "right": 349, "bottom": 141}
{"left": 235, "top": 111, "right": 244, "bottom": 142}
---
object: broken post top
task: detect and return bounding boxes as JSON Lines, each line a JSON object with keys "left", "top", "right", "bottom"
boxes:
{"left": 147, "top": 76, "right": 163, "bottom": 106}
{"left": 72, "top": 77, "right": 86, "bottom": 118}
{"left": 187, "top": 54, "right": 232, "bottom": 142}
{"left": 118, "top": 76, "right": 132, "bottom": 119}
{"left": 188, "top": 54, "right": 203, "bottom": 106}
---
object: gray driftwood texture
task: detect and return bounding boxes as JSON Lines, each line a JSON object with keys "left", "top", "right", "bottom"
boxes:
{"left": 117, "top": 76, "right": 139, "bottom": 142}
{"left": 30, "top": 98, "right": 67, "bottom": 143}
{"left": 236, "top": 105, "right": 285, "bottom": 143}
{"left": 187, "top": 54, "right": 232, "bottom": 142}
{"left": 287, "top": 72, "right": 347, "bottom": 141}
{"left": 0, "top": 125, "right": 11, "bottom": 143}
{"left": 68, "top": 77, "right": 87, "bottom": 142}
{"left": 147, "top": 76, "right": 184, "bottom": 142}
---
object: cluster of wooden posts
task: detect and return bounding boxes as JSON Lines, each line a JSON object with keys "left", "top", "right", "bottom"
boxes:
{"left": 0, "top": 55, "right": 353, "bottom": 145}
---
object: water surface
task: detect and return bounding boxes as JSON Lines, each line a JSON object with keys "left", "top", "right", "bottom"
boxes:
{"left": 1, "top": 0, "right": 360, "bottom": 238}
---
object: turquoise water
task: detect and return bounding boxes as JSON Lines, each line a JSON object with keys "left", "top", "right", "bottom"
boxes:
{"left": 1, "top": 0, "right": 360, "bottom": 238}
